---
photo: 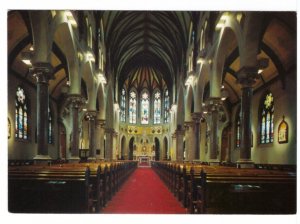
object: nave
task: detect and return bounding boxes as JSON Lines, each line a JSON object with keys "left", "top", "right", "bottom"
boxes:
{"left": 7, "top": 10, "right": 297, "bottom": 215}
{"left": 102, "top": 167, "right": 186, "bottom": 214}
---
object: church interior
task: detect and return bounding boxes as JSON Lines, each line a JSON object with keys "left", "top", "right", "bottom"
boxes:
{"left": 7, "top": 10, "right": 297, "bottom": 215}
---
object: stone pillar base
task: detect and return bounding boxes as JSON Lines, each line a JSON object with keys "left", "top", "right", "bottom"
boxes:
{"left": 87, "top": 157, "right": 97, "bottom": 162}
{"left": 192, "top": 159, "right": 202, "bottom": 164}
{"left": 33, "top": 155, "right": 52, "bottom": 165}
{"left": 237, "top": 159, "right": 255, "bottom": 168}
{"left": 68, "top": 157, "right": 80, "bottom": 163}
{"left": 209, "top": 159, "right": 220, "bottom": 166}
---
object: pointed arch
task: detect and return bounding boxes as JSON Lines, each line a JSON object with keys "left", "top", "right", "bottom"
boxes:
{"left": 120, "top": 135, "right": 126, "bottom": 159}
{"left": 15, "top": 86, "right": 29, "bottom": 140}
{"left": 163, "top": 136, "right": 168, "bottom": 160}
{"left": 120, "top": 87, "right": 126, "bottom": 122}
{"left": 129, "top": 88, "right": 137, "bottom": 124}
{"left": 211, "top": 14, "right": 243, "bottom": 97}
{"left": 129, "top": 137, "right": 135, "bottom": 160}
{"left": 140, "top": 89, "right": 150, "bottom": 124}
{"left": 153, "top": 89, "right": 161, "bottom": 124}
{"left": 164, "top": 89, "right": 170, "bottom": 123}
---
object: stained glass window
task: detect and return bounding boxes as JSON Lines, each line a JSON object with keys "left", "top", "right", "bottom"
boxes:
{"left": 15, "top": 86, "right": 28, "bottom": 140}
{"left": 141, "top": 91, "right": 149, "bottom": 124}
{"left": 154, "top": 91, "right": 161, "bottom": 124}
{"left": 120, "top": 88, "right": 126, "bottom": 122}
{"left": 48, "top": 107, "right": 53, "bottom": 144}
{"left": 129, "top": 90, "right": 137, "bottom": 124}
{"left": 236, "top": 109, "right": 241, "bottom": 148}
{"left": 260, "top": 92, "right": 274, "bottom": 144}
{"left": 164, "top": 90, "right": 169, "bottom": 123}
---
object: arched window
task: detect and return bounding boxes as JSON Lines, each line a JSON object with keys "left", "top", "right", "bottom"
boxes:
{"left": 120, "top": 88, "right": 126, "bottom": 122}
{"left": 129, "top": 90, "right": 137, "bottom": 124}
{"left": 164, "top": 90, "right": 169, "bottom": 123}
{"left": 236, "top": 108, "right": 241, "bottom": 148}
{"left": 48, "top": 107, "right": 53, "bottom": 144}
{"left": 260, "top": 92, "right": 274, "bottom": 144}
{"left": 15, "top": 86, "right": 28, "bottom": 140}
{"left": 154, "top": 91, "right": 161, "bottom": 124}
{"left": 141, "top": 91, "right": 150, "bottom": 124}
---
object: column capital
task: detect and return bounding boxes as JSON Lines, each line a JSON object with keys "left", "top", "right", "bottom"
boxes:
{"left": 67, "top": 94, "right": 86, "bottom": 109}
{"left": 96, "top": 119, "right": 106, "bottom": 128}
{"left": 85, "top": 110, "right": 97, "bottom": 120}
{"left": 192, "top": 112, "right": 202, "bottom": 123}
{"left": 105, "top": 127, "right": 116, "bottom": 134}
{"left": 31, "top": 62, "right": 54, "bottom": 83}
{"left": 236, "top": 66, "right": 260, "bottom": 87}
{"left": 184, "top": 121, "right": 194, "bottom": 130}
{"left": 205, "top": 97, "right": 222, "bottom": 112}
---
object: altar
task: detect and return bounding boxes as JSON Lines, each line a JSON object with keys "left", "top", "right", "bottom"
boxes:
{"left": 137, "top": 156, "right": 151, "bottom": 167}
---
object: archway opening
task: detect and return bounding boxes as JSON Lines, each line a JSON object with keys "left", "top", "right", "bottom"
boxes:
{"left": 129, "top": 137, "right": 134, "bottom": 160}
{"left": 154, "top": 137, "right": 160, "bottom": 161}
{"left": 121, "top": 136, "right": 126, "bottom": 160}
{"left": 164, "top": 137, "right": 168, "bottom": 160}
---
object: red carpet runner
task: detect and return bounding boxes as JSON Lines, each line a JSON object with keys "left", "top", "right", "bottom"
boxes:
{"left": 102, "top": 167, "right": 187, "bottom": 214}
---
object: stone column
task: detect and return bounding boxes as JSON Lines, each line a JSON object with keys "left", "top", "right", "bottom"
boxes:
{"left": 237, "top": 67, "right": 258, "bottom": 168}
{"left": 105, "top": 128, "right": 115, "bottom": 161}
{"left": 86, "top": 110, "right": 97, "bottom": 160}
{"left": 95, "top": 119, "right": 105, "bottom": 160}
{"left": 113, "top": 131, "right": 118, "bottom": 160}
{"left": 176, "top": 125, "right": 185, "bottom": 162}
{"left": 192, "top": 112, "right": 202, "bottom": 161}
{"left": 67, "top": 94, "right": 86, "bottom": 162}
{"left": 207, "top": 98, "right": 221, "bottom": 165}
{"left": 184, "top": 121, "right": 194, "bottom": 162}
{"left": 32, "top": 62, "right": 54, "bottom": 163}
{"left": 171, "top": 133, "right": 176, "bottom": 161}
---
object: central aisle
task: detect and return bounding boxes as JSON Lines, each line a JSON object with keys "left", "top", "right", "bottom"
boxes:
{"left": 102, "top": 167, "right": 187, "bottom": 214}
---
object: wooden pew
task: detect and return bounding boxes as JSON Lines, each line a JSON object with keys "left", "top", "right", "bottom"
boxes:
{"left": 8, "top": 160, "right": 138, "bottom": 213}
{"left": 194, "top": 167, "right": 296, "bottom": 214}
{"left": 8, "top": 166, "right": 93, "bottom": 213}
{"left": 152, "top": 161, "right": 296, "bottom": 214}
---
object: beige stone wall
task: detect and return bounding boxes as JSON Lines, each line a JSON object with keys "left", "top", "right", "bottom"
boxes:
{"left": 231, "top": 69, "right": 296, "bottom": 164}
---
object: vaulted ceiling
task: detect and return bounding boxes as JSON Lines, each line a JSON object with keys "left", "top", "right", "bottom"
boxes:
{"left": 8, "top": 11, "right": 296, "bottom": 107}
{"left": 102, "top": 11, "right": 192, "bottom": 91}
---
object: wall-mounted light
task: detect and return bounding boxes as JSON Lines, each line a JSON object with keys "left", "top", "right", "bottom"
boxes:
{"left": 257, "top": 57, "right": 269, "bottom": 74}
{"left": 21, "top": 51, "right": 34, "bottom": 66}
{"left": 221, "top": 88, "right": 229, "bottom": 101}
{"left": 65, "top": 11, "right": 77, "bottom": 28}
{"left": 185, "top": 75, "right": 194, "bottom": 86}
